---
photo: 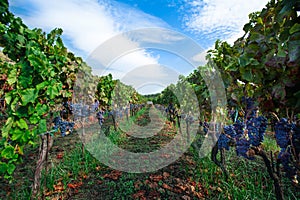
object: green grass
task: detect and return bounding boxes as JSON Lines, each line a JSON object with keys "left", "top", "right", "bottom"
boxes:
{"left": 189, "top": 133, "right": 300, "bottom": 200}
{"left": 261, "top": 134, "right": 281, "bottom": 152}
{"left": 2, "top": 112, "right": 300, "bottom": 200}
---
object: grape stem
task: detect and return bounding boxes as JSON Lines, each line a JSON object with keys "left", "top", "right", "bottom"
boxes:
{"left": 270, "top": 112, "right": 280, "bottom": 122}
{"left": 251, "top": 147, "right": 284, "bottom": 200}
{"left": 211, "top": 143, "right": 229, "bottom": 180}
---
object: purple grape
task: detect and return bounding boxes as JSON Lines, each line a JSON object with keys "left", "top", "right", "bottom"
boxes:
{"left": 275, "top": 118, "right": 292, "bottom": 148}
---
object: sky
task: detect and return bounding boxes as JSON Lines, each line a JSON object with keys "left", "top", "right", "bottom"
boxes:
{"left": 8, "top": 0, "right": 270, "bottom": 94}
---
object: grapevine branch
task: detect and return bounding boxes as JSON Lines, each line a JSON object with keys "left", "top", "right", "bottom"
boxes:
{"left": 251, "top": 147, "right": 284, "bottom": 200}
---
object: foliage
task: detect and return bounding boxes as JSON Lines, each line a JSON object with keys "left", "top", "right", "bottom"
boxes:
{"left": 208, "top": 0, "right": 300, "bottom": 115}
{"left": 95, "top": 74, "right": 115, "bottom": 109}
{"left": 0, "top": 0, "right": 82, "bottom": 179}
{"left": 112, "top": 80, "right": 140, "bottom": 108}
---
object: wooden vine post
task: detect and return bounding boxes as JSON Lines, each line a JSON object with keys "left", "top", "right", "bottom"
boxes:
{"left": 32, "top": 132, "right": 54, "bottom": 199}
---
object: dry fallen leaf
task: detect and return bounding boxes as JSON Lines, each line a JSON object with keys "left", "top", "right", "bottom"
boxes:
{"left": 149, "top": 174, "right": 163, "bottom": 182}
{"left": 181, "top": 195, "right": 191, "bottom": 200}
{"left": 132, "top": 190, "right": 146, "bottom": 199}
{"left": 163, "top": 172, "right": 170, "bottom": 179}
{"left": 103, "top": 170, "right": 122, "bottom": 180}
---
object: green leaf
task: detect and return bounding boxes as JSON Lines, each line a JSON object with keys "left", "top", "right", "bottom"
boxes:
{"left": 7, "top": 163, "right": 16, "bottom": 175}
{"left": 294, "top": 90, "right": 300, "bottom": 98}
{"left": 241, "top": 69, "right": 253, "bottom": 82}
{"left": 38, "top": 119, "right": 47, "bottom": 134}
{"left": 11, "top": 129, "right": 24, "bottom": 141}
{"left": 277, "top": 45, "right": 287, "bottom": 57}
{"left": 1, "top": 146, "right": 15, "bottom": 159}
{"left": 15, "top": 106, "right": 28, "bottom": 118}
{"left": 288, "top": 40, "right": 300, "bottom": 63}
{"left": 2, "top": 117, "right": 14, "bottom": 138}
{"left": 5, "top": 91, "right": 13, "bottom": 105}
{"left": 46, "top": 83, "right": 62, "bottom": 99}
{"left": 249, "top": 32, "right": 264, "bottom": 43}
{"left": 243, "top": 23, "right": 252, "bottom": 32}
{"left": 279, "top": 0, "right": 297, "bottom": 15}
{"left": 36, "top": 103, "right": 49, "bottom": 116}
{"left": 289, "top": 23, "right": 300, "bottom": 35}
{"left": 257, "top": 17, "right": 263, "bottom": 25}
{"left": 36, "top": 81, "right": 49, "bottom": 91}
{"left": 16, "top": 34, "right": 26, "bottom": 45}
{"left": 20, "top": 88, "right": 38, "bottom": 106}
{"left": 17, "top": 118, "right": 28, "bottom": 129}
{"left": 10, "top": 96, "right": 20, "bottom": 112}
{"left": 7, "top": 68, "right": 17, "bottom": 85}
{"left": 272, "top": 83, "right": 286, "bottom": 100}
{"left": 239, "top": 55, "right": 251, "bottom": 67}
{"left": 29, "top": 114, "right": 40, "bottom": 124}
{"left": 28, "top": 54, "right": 46, "bottom": 69}
{"left": 22, "top": 130, "right": 33, "bottom": 144}
{"left": 0, "top": 162, "right": 8, "bottom": 174}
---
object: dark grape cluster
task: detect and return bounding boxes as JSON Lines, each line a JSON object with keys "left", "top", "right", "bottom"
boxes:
{"left": 236, "top": 137, "right": 254, "bottom": 159}
{"left": 53, "top": 116, "right": 75, "bottom": 137}
{"left": 274, "top": 118, "right": 292, "bottom": 149}
{"left": 199, "top": 121, "right": 209, "bottom": 134}
{"left": 220, "top": 125, "right": 236, "bottom": 150}
{"left": 278, "top": 148, "right": 296, "bottom": 179}
{"left": 242, "top": 97, "right": 257, "bottom": 119}
{"left": 218, "top": 133, "right": 230, "bottom": 150}
{"left": 223, "top": 125, "right": 236, "bottom": 138}
{"left": 292, "top": 122, "right": 300, "bottom": 156}
{"left": 274, "top": 118, "right": 299, "bottom": 182}
{"left": 218, "top": 98, "right": 267, "bottom": 159}
{"left": 233, "top": 120, "right": 244, "bottom": 136}
{"left": 96, "top": 110, "right": 105, "bottom": 126}
{"left": 247, "top": 116, "right": 267, "bottom": 147}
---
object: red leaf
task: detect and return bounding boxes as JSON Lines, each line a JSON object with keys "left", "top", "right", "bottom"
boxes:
{"left": 132, "top": 190, "right": 146, "bottom": 199}
{"left": 162, "top": 183, "right": 172, "bottom": 191}
{"left": 149, "top": 174, "right": 163, "bottom": 182}
{"left": 103, "top": 170, "right": 122, "bottom": 180}
{"left": 56, "top": 153, "right": 63, "bottom": 159}
{"left": 67, "top": 181, "right": 83, "bottom": 189}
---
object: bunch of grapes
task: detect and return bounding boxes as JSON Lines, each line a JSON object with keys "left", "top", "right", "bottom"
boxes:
{"left": 202, "top": 121, "right": 209, "bottom": 134}
{"left": 218, "top": 133, "right": 231, "bottom": 150}
{"left": 242, "top": 97, "right": 257, "bottom": 119}
{"left": 291, "top": 122, "right": 300, "bottom": 157}
{"left": 236, "top": 137, "right": 254, "bottom": 159}
{"left": 53, "top": 116, "right": 61, "bottom": 131}
{"left": 53, "top": 116, "right": 75, "bottom": 137}
{"left": 218, "top": 98, "right": 267, "bottom": 159}
{"left": 96, "top": 110, "right": 105, "bottom": 126}
{"left": 275, "top": 118, "right": 300, "bottom": 183}
{"left": 274, "top": 118, "right": 292, "bottom": 149}
{"left": 278, "top": 148, "right": 296, "bottom": 180}
{"left": 247, "top": 116, "right": 267, "bottom": 147}
{"left": 233, "top": 120, "right": 244, "bottom": 136}
{"left": 221, "top": 125, "right": 236, "bottom": 149}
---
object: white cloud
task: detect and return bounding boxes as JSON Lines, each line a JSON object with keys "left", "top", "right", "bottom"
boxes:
{"left": 120, "top": 64, "right": 180, "bottom": 95}
{"left": 182, "top": 0, "right": 269, "bottom": 43}
{"left": 11, "top": 0, "right": 169, "bottom": 56}
{"left": 9, "top": 0, "right": 176, "bottom": 94}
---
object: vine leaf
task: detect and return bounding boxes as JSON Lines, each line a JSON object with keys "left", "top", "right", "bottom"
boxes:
{"left": 38, "top": 119, "right": 47, "bottom": 133}
{"left": 289, "top": 23, "right": 300, "bottom": 35}
{"left": 17, "top": 118, "right": 28, "bottom": 129}
{"left": 20, "top": 88, "right": 38, "bottom": 105}
{"left": 1, "top": 145, "right": 15, "bottom": 159}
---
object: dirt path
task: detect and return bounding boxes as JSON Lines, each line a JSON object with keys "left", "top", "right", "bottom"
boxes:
{"left": 69, "top": 107, "right": 208, "bottom": 199}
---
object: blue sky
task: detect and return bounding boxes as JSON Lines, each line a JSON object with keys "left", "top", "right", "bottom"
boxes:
{"left": 8, "top": 0, "right": 269, "bottom": 94}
